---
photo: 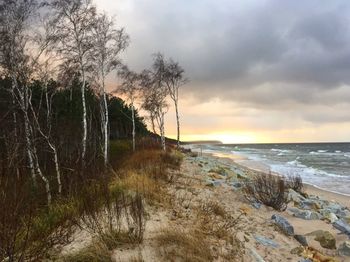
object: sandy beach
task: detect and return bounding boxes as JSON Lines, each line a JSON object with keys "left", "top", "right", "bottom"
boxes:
{"left": 183, "top": 148, "right": 350, "bottom": 261}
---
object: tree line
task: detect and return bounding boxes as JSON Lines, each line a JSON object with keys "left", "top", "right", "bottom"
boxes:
{"left": 0, "top": 0, "right": 187, "bottom": 205}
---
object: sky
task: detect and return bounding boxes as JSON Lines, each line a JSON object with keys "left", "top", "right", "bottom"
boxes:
{"left": 97, "top": 0, "right": 350, "bottom": 143}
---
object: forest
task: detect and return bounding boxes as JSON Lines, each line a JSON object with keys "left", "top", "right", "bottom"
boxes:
{"left": 0, "top": 0, "right": 186, "bottom": 260}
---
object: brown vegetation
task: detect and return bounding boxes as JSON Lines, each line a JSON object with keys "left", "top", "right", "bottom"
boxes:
{"left": 244, "top": 172, "right": 288, "bottom": 211}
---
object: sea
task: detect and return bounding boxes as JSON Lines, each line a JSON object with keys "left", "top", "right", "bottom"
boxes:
{"left": 191, "top": 143, "right": 350, "bottom": 196}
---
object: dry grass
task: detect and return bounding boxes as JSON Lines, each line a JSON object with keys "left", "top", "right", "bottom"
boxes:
{"left": 62, "top": 241, "right": 112, "bottom": 262}
{"left": 110, "top": 171, "right": 170, "bottom": 207}
{"left": 155, "top": 229, "right": 213, "bottom": 262}
{"left": 196, "top": 201, "right": 242, "bottom": 240}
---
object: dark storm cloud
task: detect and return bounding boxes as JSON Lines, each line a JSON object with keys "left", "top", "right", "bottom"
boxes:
{"left": 104, "top": 0, "right": 350, "bottom": 116}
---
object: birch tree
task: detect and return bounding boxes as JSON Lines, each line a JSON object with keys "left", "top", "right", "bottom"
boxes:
{"left": 90, "top": 13, "right": 129, "bottom": 165}
{"left": 117, "top": 66, "right": 140, "bottom": 151}
{"left": 164, "top": 59, "right": 187, "bottom": 148}
{"left": 30, "top": 59, "right": 63, "bottom": 195}
{"left": 0, "top": 0, "right": 52, "bottom": 204}
{"left": 49, "top": 0, "right": 97, "bottom": 168}
{"left": 141, "top": 53, "right": 169, "bottom": 151}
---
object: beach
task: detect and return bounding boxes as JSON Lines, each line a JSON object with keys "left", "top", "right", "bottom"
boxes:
{"left": 183, "top": 147, "right": 350, "bottom": 261}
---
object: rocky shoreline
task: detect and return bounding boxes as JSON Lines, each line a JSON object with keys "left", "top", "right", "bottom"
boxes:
{"left": 187, "top": 152, "right": 350, "bottom": 261}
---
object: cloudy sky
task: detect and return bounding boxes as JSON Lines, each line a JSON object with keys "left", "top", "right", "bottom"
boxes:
{"left": 98, "top": 0, "right": 350, "bottom": 143}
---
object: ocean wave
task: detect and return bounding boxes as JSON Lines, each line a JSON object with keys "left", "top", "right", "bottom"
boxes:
{"left": 317, "top": 150, "right": 328, "bottom": 153}
{"left": 270, "top": 161, "right": 348, "bottom": 179}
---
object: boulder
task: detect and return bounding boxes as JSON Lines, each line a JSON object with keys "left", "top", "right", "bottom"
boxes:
{"left": 251, "top": 202, "right": 262, "bottom": 209}
{"left": 319, "top": 209, "right": 338, "bottom": 223}
{"left": 291, "top": 246, "right": 304, "bottom": 255}
{"left": 231, "top": 182, "right": 243, "bottom": 191}
{"left": 205, "top": 179, "right": 223, "bottom": 187}
{"left": 287, "top": 189, "right": 305, "bottom": 203}
{"left": 288, "top": 207, "right": 322, "bottom": 220}
{"left": 271, "top": 214, "right": 294, "bottom": 236}
{"left": 298, "top": 199, "right": 322, "bottom": 210}
{"left": 248, "top": 248, "right": 265, "bottom": 262}
{"left": 338, "top": 241, "right": 350, "bottom": 257}
{"left": 325, "top": 202, "right": 346, "bottom": 214}
{"left": 254, "top": 235, "right": 279, "bottom": 248}
{"left": 333, "top": 219, "right": 350, "bottom": 238}
{"left": 294, "top": 234, "right": 308, "bottom": 246}
{"left": 336, "top": 209, "right": 350, "bottom": 220}
{"left": 306, "top": 230, "right": 336, "bottom": 249}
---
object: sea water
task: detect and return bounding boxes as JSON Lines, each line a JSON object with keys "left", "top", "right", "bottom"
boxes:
{"left": 195, "top": 143, "right": 350, "bottom": 196}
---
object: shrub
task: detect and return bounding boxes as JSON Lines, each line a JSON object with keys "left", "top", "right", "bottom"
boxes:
{"left": 285, "top": 174, "right": 304, "bottom": 194}
{"left": 244, "top": 173, "right": 288, "bottom": 211}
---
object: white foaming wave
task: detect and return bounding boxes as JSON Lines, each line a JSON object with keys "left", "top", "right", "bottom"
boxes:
{"left": 317, "top": 150, "right": 328, "bottom": 153}
{"left": 269, "top": 159, "right": 348, "bottom": 180}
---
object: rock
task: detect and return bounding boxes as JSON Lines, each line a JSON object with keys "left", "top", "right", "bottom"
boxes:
{"left": 248, "top": 248, "right": 265, "bottom": 262}
{"left": 294, "top": 234, "right": 308, "bottom": 246}
{"left": 326, "top": 202, "right": 344, "bottom": 213}
{"left": 251, "top": 202, "right": 262, "bottom": 209}
{"left": 291, "top": 246, "right": 304, "bottom": 255}
{"left": 299, "top": 259, "right": 312, "bottom": 262}
{"left": 333, "top": 219, "right": 350, "bottom": 237}
{"left": 338, "top": 241, "right": 350, "bottom": 256}
{"left": 306, "top": 230, "right": 336, "bottom": 249}
{"left": 254, "top": 235, "right": 279, "bottom": 248}
{"left": 287, "top": 189, "right": 306, "bottom": 203}
{"left": 208, "top": 166, "right": 227, "bottom": 176}
{"left": 231, "top": 182, "right": 243, "bottom": 191}
{"left": 205, "top": 179, "right": 223, "bottom": 187}
{"left": 319, "top": 209, "right": 338, "bottom": 223}
{"left": 271, "top": 214, "right": 294, "bottom": 236}
{"left": 298, "top": 199, "right": 322, "bottom": 210}
{"left": 336, "top": 209, "right": 350, "bottom": 219}
{"left": 235, "top": 170, "right": 248, "bottom": 180}
{"left": 288, "top": 207, "right": 322, "bottom": 220}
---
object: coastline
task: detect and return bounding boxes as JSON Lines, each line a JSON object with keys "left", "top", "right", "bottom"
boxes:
{"left": 193, "top": 148, "right": 350, "bottom": 209}
{"left": 184, "top": 150, "right": 350, "bottom": 261}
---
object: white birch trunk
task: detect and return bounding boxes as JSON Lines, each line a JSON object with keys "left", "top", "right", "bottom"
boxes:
{"left": 103, "top": 90, "right": 109, "bottom": 166}
{"left": 81, "top": 69, "right": 87, "bottom": 167}
{"left": 160, "top": 111, "right": 166, "bottom": 151}
{"left": 131, "top": 102, "right": 136, "bottom": 152}
{"left": 174, "top": 100, "right": 180, "bottom": 148}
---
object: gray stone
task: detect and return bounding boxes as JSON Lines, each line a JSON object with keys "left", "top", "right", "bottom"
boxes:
{"left": 271, "top": 214, "right": 294, "bottom": 236}
{"left": 231, "top": 182, "right": 243, "bottom": 190}
{"left": 319, "top": 209, "right": 338, "bottom": 223}
{"left": 333, "top": 219, "right": 350, "bottom": 238}
{"left": 294, "top": 234, "right": 308, "bottom": 246}
{"left": 336, "top": 209, "right": 350, "bottom": 219}
{"left": 252, "top": 202, "right": 262, "bottom": 209}
{"left": 326, "top": 202, "right": 345, "bottom": 213}
{"left": 288, "top": 207, "right": 322, "bottom": 220}
{"left": 205, "top": 179, "right": 223, "bottom": 187}
{"left": 248, "top": 248, "right": 265, "bottom": 262}
{"left": 287, "top": 189, "right": 305, "bottom": 203}
{"left": 254, "top": 235, "right": 279, "bottom": 248}
{"left": 299, "top": 259, "right": 312, "bottom": 262}
{"left": 338, "top": 241, "right": 350, "bottom": 256}
{"left": 298, "top": 199, "right": 323, "bottom": 210}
